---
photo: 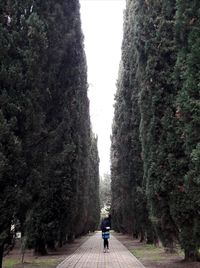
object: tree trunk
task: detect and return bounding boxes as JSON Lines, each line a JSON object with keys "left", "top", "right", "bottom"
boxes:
{"left": 184, "top": 249, "right": 200, "bottom": 261}
{"left": 146, "top": 235, "right": 154, "bottom": 244}
{"left": 133, "top": 231, "right": 139, "bottom": 239}
{"left": 58, "top": 239, "right": 63, "bottom": 248}
{"left": 0, "top": 244, "right": 4, "bottom": 268}
{"left": 140, "top": 230, "right": 145, "bottom": 243}
{"left": 164, "top": 241, "right": 176, "bottom": 254}
{"left": 47, "top": 240, "right": 55, "bottom": 251}
{"left": 34, "top": 238, "right": 47, "bottom": 256}
{"left": 68, "top": 233, "right": 75, "bottom": 243}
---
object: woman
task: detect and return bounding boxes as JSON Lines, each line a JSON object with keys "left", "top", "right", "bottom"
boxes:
{"left": 100, "top": 215, "right": 111, "bottom": 253}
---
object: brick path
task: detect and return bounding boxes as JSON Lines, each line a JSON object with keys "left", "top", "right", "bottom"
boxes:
{"left": 57, "top": 231, "right": 145, "bottom": 268}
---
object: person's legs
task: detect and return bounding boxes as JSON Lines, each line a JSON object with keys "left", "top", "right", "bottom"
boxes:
{"left": 103, "top": 238, "right": 108, "bottom": 252}
{"left": 103, "top": 238, "right": 106, "bottom": 252}
{"left": 106, "top": 239, "right": 109, "bottom": 252}
{"left": 107, "top": 239, "right": 109, "bottom": 249}
{"left": 104, "top": 239, "right": 109, "bottom": 252}
{"left": 105, "top": 239, "right": 108, "bottom": 248}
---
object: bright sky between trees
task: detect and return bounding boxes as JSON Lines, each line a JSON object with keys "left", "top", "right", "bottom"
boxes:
{"left": 80, "top": 0, "right": 125, "bottom": 176}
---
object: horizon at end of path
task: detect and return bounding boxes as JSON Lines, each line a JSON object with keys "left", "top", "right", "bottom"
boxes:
{"left": 56, "top": 231, "right": 145, "bottom": 268}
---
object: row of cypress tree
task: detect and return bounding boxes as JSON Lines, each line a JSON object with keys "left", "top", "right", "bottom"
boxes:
{"left": 0, "top": 1, "right": 100, "bottom": 267}
{"left": 111, "top": 0, "right": 200, "bottom": 261}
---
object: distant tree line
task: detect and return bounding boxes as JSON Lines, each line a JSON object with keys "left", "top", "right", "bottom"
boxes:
{"left": 99, "top": 173, "right": 111, "bottom": 214}
{"left": 0, "top": 0, "right": 100, "bottom": 267}
{"left": 111, "top": 0, "right": 200, "bottom": 261}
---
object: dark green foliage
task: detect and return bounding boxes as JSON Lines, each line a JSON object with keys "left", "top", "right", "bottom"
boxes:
{"left": 24, "top": 0, "right": 89, "bottom": 250}
{"left": 0, "top": 2, "right": 27, "bottom": 264}
{"left": 172, "top": 0, "right": 200, "bottom": 260}
{"left": 111, "top": 0, "right": 152, "bottom": 239}
{"left": 112, "top": 0, "right": 179, "bottom": 250}
{"left": 87, "top": 134, "right": 100, "bottom": 232}
{"left": 0, "top": 110, "right": 22, "bottom": 266}
{"left": 0, "top": 0, "right": 100, "bottom": 265}
{"left": 21, "top": 0, "right": 100, "bottom": 251}
{"left": 138, "top": 0, "right": 180, "bottom": 251}
{"left": 111, "top": 0, "right": 200, "bottom": 260}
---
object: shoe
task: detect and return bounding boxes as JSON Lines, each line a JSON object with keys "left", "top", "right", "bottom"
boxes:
{"left": 104, "top": 249, "right": 106, "bottom": 253}
{"left": 107, "top": 249, "right": 109, "bottom": 253}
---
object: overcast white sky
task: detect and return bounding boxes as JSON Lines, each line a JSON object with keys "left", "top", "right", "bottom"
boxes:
{"left": 80, "top": 0, "right": 125, "bottom": 176}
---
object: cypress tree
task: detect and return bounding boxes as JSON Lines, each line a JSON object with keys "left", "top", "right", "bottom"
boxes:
{"left": 87, "top": 134, "right": 100, "bottom": 232}
{"left": 111, "top": 0, "right": 152, "bottom": 240}
{"left": 0, "top": 0, "right": 100, "bottom": 260}
{"left": 111, "top": 0, "right": 200, "bottom": 259}
{"left": 0, "top": 1, "right": 30, "bottom": 265}
{"left": 172, "top": 0, "right": 200, "bottom": 260}
{"left": 138, "top": 0, "right": 180, "bottom": 251}
{"left": 23, "top": 0, "right": 93, "bottom": 252}
{"left": 0, "top": 111, "right": 22, "bottom": 267}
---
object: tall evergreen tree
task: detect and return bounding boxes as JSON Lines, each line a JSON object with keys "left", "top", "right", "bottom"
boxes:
{"left": 0, "top": 111, "right": 22, "bottom": 267}
{"left": 0, "top": 0, "right": 100, "bottom": 262}
{"left": 111, "top": 0, "right": 152, "bottom": 240}
{"left": 0, "top": 1, "right": 29, "bottom": 265}
{"left": 138, "top": 0, "right": 180, "bottom": 251}
{"left": 172, "top": 0, "right": 200, "bottom": 260}
{"left": 87, "top": 134, "right": 100, "bottom": 232}
{"left": 22, "top": 0, "right": 97, "bottom": 252}
{"left": 112, "top": 0, "right": 200, "bottom": 260}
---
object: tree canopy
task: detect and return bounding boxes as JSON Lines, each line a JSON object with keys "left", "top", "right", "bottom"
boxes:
{"left": 0, "top": 0, "right": 100, "bottom": 266}
{"left": 111, "top": 0, "right": 200, "bottom": 261}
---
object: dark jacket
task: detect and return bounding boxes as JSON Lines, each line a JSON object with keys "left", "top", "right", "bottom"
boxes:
{"left": 100, "top": 217, "right": 111, "bottom": 232}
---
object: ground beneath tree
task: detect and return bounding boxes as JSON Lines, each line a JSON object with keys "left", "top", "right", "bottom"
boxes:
{"left": 3, "top": 234, "right": 90, "bottom": 268}
{"left": 4, "top": 232, "right": 200, "bottom": 268}
{"left": 113, "top": 232, "right": 200, "bottom": 268}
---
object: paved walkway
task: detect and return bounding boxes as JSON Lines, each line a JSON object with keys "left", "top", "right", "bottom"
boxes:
{"left": 57, "top": 231, "right": 145, "bottom": 268}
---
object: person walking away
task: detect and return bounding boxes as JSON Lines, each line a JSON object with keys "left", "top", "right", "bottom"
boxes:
{"left": 100, "top": 215, "right": 111, "bottom": 253}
